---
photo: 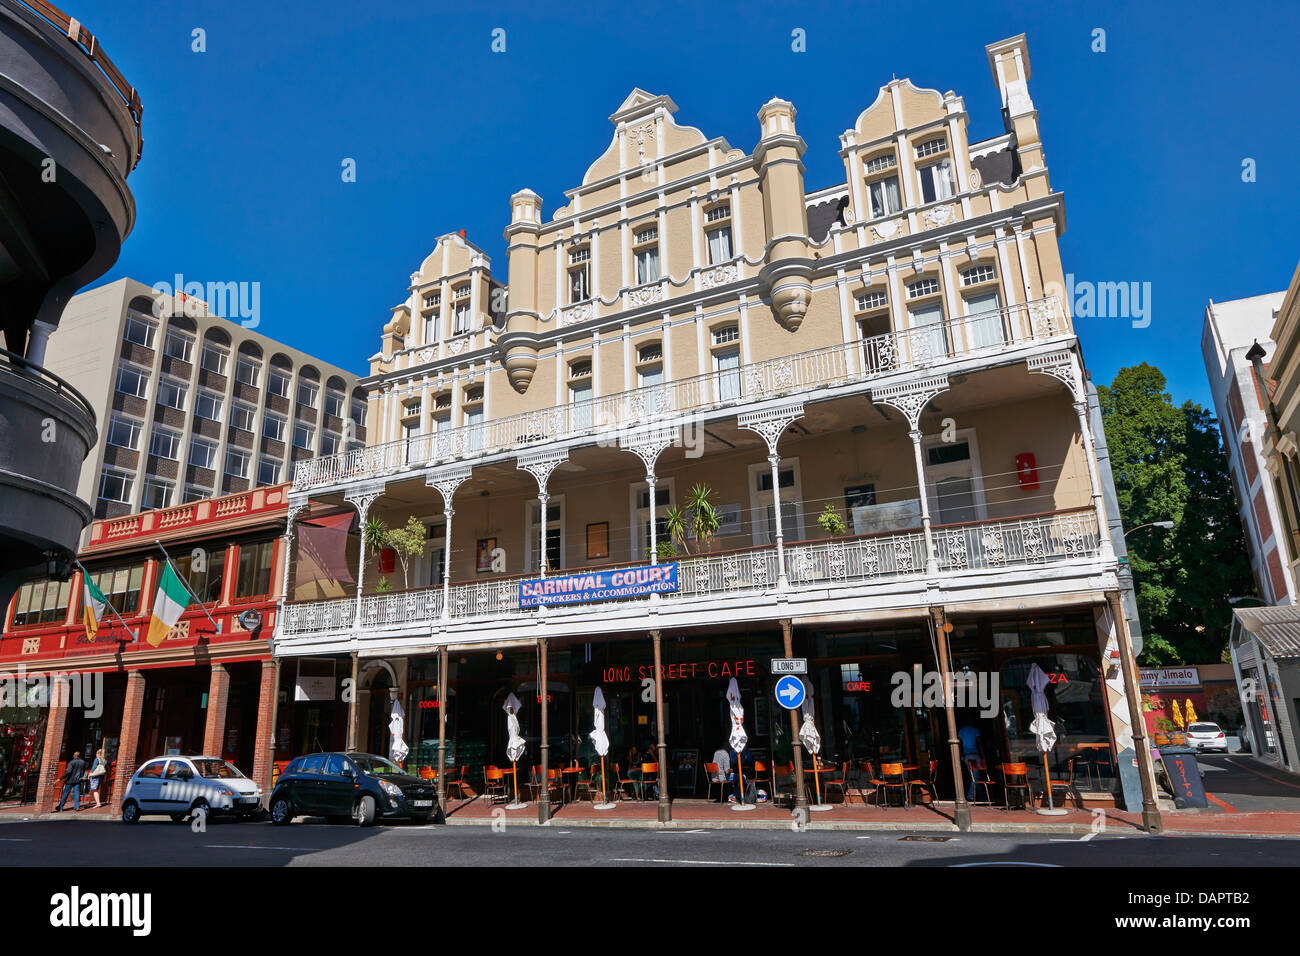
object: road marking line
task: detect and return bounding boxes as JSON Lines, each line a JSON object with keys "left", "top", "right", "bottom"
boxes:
{"left": 1205, "top": 793, "right": 1237, "bottom": 813}
{"left": 1225, "top": 757, "right": 1300, "bottom": 792}
{"left": 0, "top": 838, "right": 32, "bottom": 842}
{"left": 611, "top": 857, "right": 794, "bottom": 867}
{"left": 950, "top": 862, "right": 1061, "bottom": 867}
{"left": 656, "top": 828, "right": 708, "bottom": 834}
{"left": 204, "top": 844, "right": 316, "bottom": 851}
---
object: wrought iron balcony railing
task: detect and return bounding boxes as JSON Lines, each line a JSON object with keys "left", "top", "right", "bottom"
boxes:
{"left": 291, "top": 297, "right": 1068, "bottom": 493}
{"left": 277, "top": 507, "right": 1099, "bottom": 640}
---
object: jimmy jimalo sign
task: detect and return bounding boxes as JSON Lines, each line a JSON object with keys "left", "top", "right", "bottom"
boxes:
{"left": 518, "top": 563, "right": 679, "bottom": 608}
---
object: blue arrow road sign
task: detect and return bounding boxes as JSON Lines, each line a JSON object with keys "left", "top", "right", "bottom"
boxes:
{"left": 774, "top": 675, "right": 805, "bottom": 710}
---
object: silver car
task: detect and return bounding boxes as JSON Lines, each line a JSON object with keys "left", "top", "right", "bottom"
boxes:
{"left": 1186, "top": 722, "right": 1229, "bottom": 753}
{"left": 121, "top": 755, "right": 264, "bottom": 824}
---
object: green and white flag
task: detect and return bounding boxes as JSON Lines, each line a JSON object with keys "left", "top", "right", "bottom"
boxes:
{"left": 82, "top": 576, "right": 108, "bottom": 640}
{"left": 147, "top": 560, "right": 190, "bottom": 647}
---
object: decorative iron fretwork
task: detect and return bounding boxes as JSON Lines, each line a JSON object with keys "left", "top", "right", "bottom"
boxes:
{"left": 516, "top": 451, "right": 568, "bottom": 496}
{"left": 737, "top": 402, "right": 806, "bottom": 456}
{"left": 1027, "top": 349, "right": 1081, "bottom": 402}
{"left": 871, "top": 376, "right": 950, "bottom": 429}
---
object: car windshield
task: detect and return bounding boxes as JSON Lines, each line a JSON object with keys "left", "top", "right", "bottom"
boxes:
{"left": 350, "top": 754, "right": 405, "bottom": 775}
{"left": 1188, "top": 723, "right": 1220, "bottom": 733}
{"left": 193, "top": 759, "right": 244, "bottom": 779}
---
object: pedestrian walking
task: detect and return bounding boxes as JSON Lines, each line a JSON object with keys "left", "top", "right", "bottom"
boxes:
{"left": 87, "top": 747, "right": 107, "bottom": 809}
{"left": 54, "top": 748, "right": 86, "bottom": 812}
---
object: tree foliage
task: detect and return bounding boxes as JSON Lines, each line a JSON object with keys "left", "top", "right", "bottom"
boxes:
{"left": 1099, "top": 364, "right": 1256, "bottom": 665}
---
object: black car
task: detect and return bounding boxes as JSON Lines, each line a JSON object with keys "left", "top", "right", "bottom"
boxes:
{"left": 268, "top": 752, "right": 442, "bottom": 827}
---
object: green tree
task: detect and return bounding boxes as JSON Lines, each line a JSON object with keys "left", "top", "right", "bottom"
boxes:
{"left": 1098, "top": 364, "right": 1256, "bottom": 665}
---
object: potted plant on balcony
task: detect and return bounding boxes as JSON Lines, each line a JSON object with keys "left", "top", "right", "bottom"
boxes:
{"left": 816, "top": 503, "right": 848, "bottom": 538}
{"left": 663, "top": 485, "right": 721, "bottom": 557}
{"left": 363, "top": 515, "right": 427, "bottom": 590}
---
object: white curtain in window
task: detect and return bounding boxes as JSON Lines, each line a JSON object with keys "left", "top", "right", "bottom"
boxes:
{"left": 935, "top": 158, "right": 954, "bottom": 200}
{"left": 869, "top": 177, "right": 901, "bottom": 218}
{"left": 964, "top": 291, "right": 1004, "bottom": 350}
{"left": 707, "top": 226, "right": 732, "bottom": 265}
{"left": 715, "top": 349, "right": 741, "bottom": 402}
{"left": 908, "top": 303, "right": 947, "bottom": 364}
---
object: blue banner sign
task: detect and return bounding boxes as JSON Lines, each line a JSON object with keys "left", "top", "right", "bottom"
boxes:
{"left": 518, "top": 563, "right": 679, "bottom": 608}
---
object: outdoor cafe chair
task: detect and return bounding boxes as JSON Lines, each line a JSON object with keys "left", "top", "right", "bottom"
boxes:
{"left": 1037, "top": 760, "right": 1077, "bottom": 811}
{"left": 908, "top": 759, "right": 939, "bottom": 807}
{"left": 573, "top": 765, "right": 594, "bottom": 802}
{"left": 848, "top": 761, "right": 879, "bottom": 806}
{"left": 484, "top": 766, "right": 508, "bottom": 805}
{"left": 1001, "top": 763, "right": 1033, "bottom": 811}
{"left": 771, "top": 763, "right": 795, "bottom": 805}
{"left": 418, "top": 766, "right": 435, "bottom": 782}
{"left": 873, "top": 762, "right": 909, "bottom": 809}
{"left": 639, "top": 762, "right": 659, "bottom": 800}
{"left": 615, "top": 763, "right": 640, "bottom": 801}
{"left": 822, "top": 761, "right": 849, "bottom": 804}
{"left": 705, "top": 763, "right": 726, "bottom": 803}
{"left": 526, "top": 765, "right": 545, "bottom": 802}
{"left": 444, "top": 766, "right": 473, "bottom": 800}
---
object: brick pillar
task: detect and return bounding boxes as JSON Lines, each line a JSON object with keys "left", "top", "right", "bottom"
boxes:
{"left": 112, "top": 670, "right": 147, "bottom": 800}
{"left": 33, "top": 677, "right": 72, "bottom": 814}
{"left": 251, "top": 659, "right": 278, "bottom": 795}
{"left": 202, "top": 663, "right": 231, "bottom": 756}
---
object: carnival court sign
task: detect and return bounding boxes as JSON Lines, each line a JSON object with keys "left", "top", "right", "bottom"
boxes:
{"left": 518, "top": 563, "right": 679, "bottom": 608}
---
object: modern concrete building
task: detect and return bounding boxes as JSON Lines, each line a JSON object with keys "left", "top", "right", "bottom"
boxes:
{"left": 1202, "top": 291, "right": 1295, "bottom": 606}
{"left": 275, "top": 35, "right": 1157, "bottom": 825}
{"left": 1229, "top": 259, "right": 1300, "bottom": 772}
{"left": 43, "top": 278, "right": 369, "bottom": 526}
{"left": 0, "top": 1, "right": 142, "bottom": 610}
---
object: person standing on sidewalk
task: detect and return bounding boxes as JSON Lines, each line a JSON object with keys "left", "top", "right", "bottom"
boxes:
{"left": 54, "top": 749, "right": 85, "bottom": 812}
{"left": 86, "top": 747, "right": 107, "bottom": 809}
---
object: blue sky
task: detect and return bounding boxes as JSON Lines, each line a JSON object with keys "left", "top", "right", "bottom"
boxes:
{"left": 73, "top": 0, "right": 1300, "bottom": 408}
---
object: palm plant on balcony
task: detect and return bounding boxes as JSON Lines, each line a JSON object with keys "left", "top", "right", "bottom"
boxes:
{"left": 363, "top": 515, "right": 426, "bottom": 590}
{"left": 664, "top": 484, "right": 721, "bottom": 556}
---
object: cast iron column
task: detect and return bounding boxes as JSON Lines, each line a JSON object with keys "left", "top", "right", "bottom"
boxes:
{"left": 782, "top": 620, "right": 808, "bottom": 813}
{"left": 437, "top": 646, "right": 447, "bottom": 810}
{"left": 538, "top": 637, "right": 551, "bottom": 824}
{"left": 651, "top": 629, "right": 671, "bottom": 822}
{"left": 1109, "top": 590, "right": 1163, "bottom": 834}
{"left": 933, "top": 607, "right": 970, "bottom": 831}
{"left": 346, "top": 652, "right": 359, "bottom": 751}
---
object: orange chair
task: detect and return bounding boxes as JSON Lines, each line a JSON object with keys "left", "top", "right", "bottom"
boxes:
{"left": 418, "top": 766, "right": 435, "bottom": 782}
{"left": 526, "top": 765, "right": 545, "bottom": 801}
{"left": 639, "top": 762, "right": 659, "bottom": 800}
{"left": 771, "top": 763, "right": 795, "bottom": 804}
{"left": 872, "top": 762, "right": 909, "bottom": 809}
{"left": 849, "top": 761, "right": 880, "bottom": 806}
{"left": 615, "top": 763, "right": 639, "bottom": 801}
{"left": 444, "top": 765, "right": 474, "bottom": 800}
{"left": 484, "top": 766, "right": 508, "bottom": 805}
{"left": 1001, "top": 763, "right": 1033, "bottom": 811}
{"left": 705, "top": 762, "right": 726, "bottom": 803}
{"left": 908, "top": 759, "right": 939, "bottom": 806}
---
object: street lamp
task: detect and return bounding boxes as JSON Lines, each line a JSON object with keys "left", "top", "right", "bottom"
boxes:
{"left": 1127, "top": 520, "right": 1174, "bottom": 536}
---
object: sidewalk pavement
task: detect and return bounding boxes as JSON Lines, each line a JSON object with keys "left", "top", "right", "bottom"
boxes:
{"left": 8, "top": 796, "right": 1299, "bottom": 838}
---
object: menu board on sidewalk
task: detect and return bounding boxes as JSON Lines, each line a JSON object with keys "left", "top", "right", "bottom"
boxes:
{"left": 672, "top": 749, "right": 698, "bottom": 795}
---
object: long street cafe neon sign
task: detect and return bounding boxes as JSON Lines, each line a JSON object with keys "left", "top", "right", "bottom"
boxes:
{"left": 518, "top": 563, "right": 679, "bottom": 608}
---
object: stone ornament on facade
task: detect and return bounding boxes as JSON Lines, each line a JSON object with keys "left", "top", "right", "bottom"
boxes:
{"left": 698, "top": 264, "right": 738, "bottom": 289}
{"left": 628, "top": 122, "right": 655, "bottom": 165}
{"left": 737, "top": 401, "right": 806, "bottom": 455}
{"left": 870, "top": 375, "right": 950, "bottom": 429}
{"left": 562, "top": 303, "right": 594, "bottom": 326}
{"left": 418, "top": 347, "right": 435, "bottom": 364}
{"left": 629, "top": 283, "right": 663, "bottom": 307}
{"left": 922, "top": 205, "right": 954, "bottom": 228}
{"left": 872, "top": 220, "right": 901, "bottom": 240}
{"left": 448, "top": 338, "right": 466, "bottom": 355}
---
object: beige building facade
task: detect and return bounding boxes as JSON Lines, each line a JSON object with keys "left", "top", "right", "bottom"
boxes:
{"left": 274, "top": 36, "right": 1155, "bottom": 822}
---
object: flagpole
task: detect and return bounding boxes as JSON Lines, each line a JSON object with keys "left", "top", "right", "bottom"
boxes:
{"left": 155, "top": 541, "right": 221, "bottom": 633}
{"left": 73, "top": 560, "right": 138, "bottom": 643}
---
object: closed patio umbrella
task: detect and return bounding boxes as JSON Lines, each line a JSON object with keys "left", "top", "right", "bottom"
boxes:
{"left": 504, "top": 692, "right": 527, "bottom": 809}
{"left": 799, "top": 706, "right": 831, "bottom": 811}
{"left": 1027, "top": 663, "right": 1065, "bottom": 816}
{"left": 388, "top": 697, "right": 409, "bottom": 767}
{"left": 590, "top": 686, "right": 616, "bottom": 809}
{"left": 726, "top": 678, "right": 753, "bottom": 811}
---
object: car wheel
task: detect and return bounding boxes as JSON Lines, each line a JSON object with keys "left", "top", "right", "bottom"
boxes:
{"left": 121, "top": 800, "right": 141, "bottom": 825}
{"left": 270, "top": 797, "right": 293, "bottom": 826}
{"left": 355, "top": 794, "right": 377, "bottom": 827}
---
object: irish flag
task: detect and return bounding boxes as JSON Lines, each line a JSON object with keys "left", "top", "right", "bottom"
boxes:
{"left": 147, "top": 560, "right": 190, "bottom": 647}
{"left": 82, "top": 576, "right": 108, "bottom": 641}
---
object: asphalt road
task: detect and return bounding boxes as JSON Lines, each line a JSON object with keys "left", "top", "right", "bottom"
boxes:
{"left": 0, "top": 817, "right": 1294, "bottom": 867}
{"left": 1196, "top": 754, "right": 1300, "bottom": 812}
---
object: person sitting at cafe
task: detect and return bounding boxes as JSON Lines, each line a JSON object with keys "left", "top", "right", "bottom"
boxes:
{"left": 957, "top": 720, "right": 988, "bottom": 801}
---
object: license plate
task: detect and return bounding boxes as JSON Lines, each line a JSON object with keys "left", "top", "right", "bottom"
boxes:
{"left": 411, "top": 800, "right": 433, "bottom": 808}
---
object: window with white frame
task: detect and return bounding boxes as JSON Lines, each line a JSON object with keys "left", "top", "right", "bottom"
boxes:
{"left": 961, "top": 264, "right": 997, "bottom": 286}
{"left": 268, "top": 367, "right": 291, "bottom": 398}
{"left": 321, "top": 431, "right": 341, "bottom": 456}
{"left": 262, "top": 411, "right": 286, "bottom": 442}
{"left": 99, "top": 468, "right": 134, "bottom": 504}
{"left": 231, "top": 401, "right": 256, "bottom": 432}
{"left": 257, "top": 456, "right": 280, "bottom": 486}
{"left": 292, "top": 421, "right": 314, "bottom": 449}
{"left": 296, "top": 380, "right": 318, "bottom": 408}
{"left": 189, "top": 436, "right": 218, "bottom": 470}
{"left": 526, "top": 498, "right": 563, "bottom": 572}
{"left": 748, "top": 459, "right": 803, "bottom": 547}
{"left": 149, "top": 427, "right": 181, "bottom": 461}
{"left": 712, "top": 324, "right": 739, "bottom": 346}
{"left": 183, "top": 483, "right": 211, "bottom": 504}
{"left": 116, "top": 363, "right": 149, "bottom": 398}
{"left": 714, "top": 344, "right": 741, "bottom": 402}
{"left": 324, "top": 389, "right": 345, "bottom": 418}
{"left": 163, "top": 329, "right": 193, "bottom": 362}
{"left": 907, "top": 278, "right": 940, "bottom": 299}
{"left": 568, "top": 247, "right": 590, "bottom": 303}
{"left": 705, "top": 204, "right": 730, "bottom": 223}
{"left": 917, "top": 158, "right": 955, "bottom": 203}
{"left": 423, "top": 312, "right": 436, "bottom": 343}
{"left": 631, "top": 479, "right": 673, "bottom": 559}
{"left": 155, "top": 377, "right": 187, "bottom": 410}
{"left": 924, "top": 429, "right": 986, "bottom": 524}
{"left": 867, "top": 173, "right": 902, "bottom": 218}
{"left": 637, "top": 343, "right": 663, "bottom": 388}
{"left": 201, "top": 343, "right": 229, "bottom": 375}
{"left": 914, "top": 136, "right": 947, "bottom": 158}
{"left": 141, "top": 477, "right": 173, "bottom": 511}
{"left": 862, "top": 152, "right": 897, "bottom": 175}
{"left": 706, "top": 223, "right": 733, "bottom": 265}
{"left": 350, "top": 400, "right": 367, "bottom": 427}
{"left": 856, "top": 289, "right": 889, "bottom": 312}
{"left": 235, "top": 355, "right": 260, "bottom": 387}
{"left": 225, "top": 447, "right": 251, "bottom": 478}
{"left": 634, "top": 226, "right": 660, "bottom": 285}
{"left": 423, "top": 292, "right": 441, "bottom": 309}
{"left": 963, "top": 288, "right": 1005, "bottom": 349}
{"left": 569, "top": 360, "right": 593, "bottom": 430}
{"left": 123, "top": 313, "right": 157, "bottom": 349}
{"left": 453, "top": 299, "right": 471, "bottom": 335}
{"left": 195, "top": 389, "right": 223, "bottom": 421}
{"left": 106, "top": 416, "right": 142, "bottom": 450}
